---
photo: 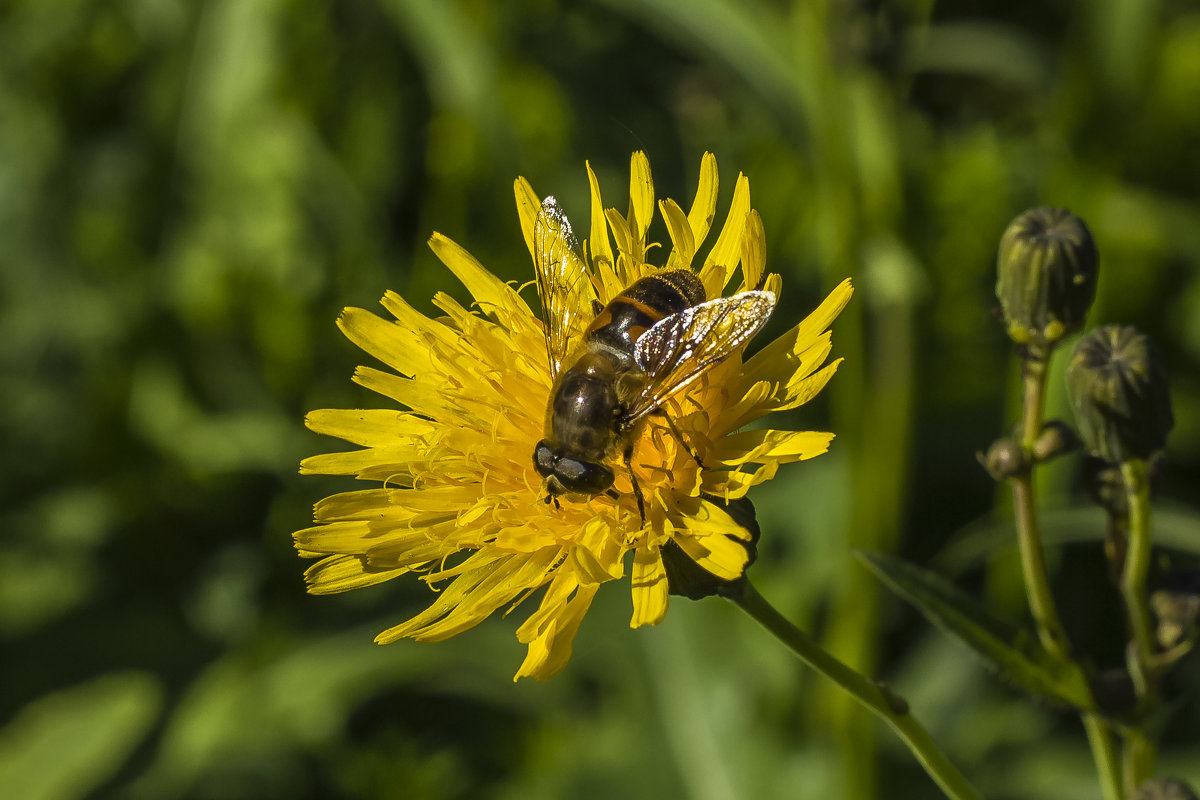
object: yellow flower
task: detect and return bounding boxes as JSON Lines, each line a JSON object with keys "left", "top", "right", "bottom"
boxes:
{"left": 295, "top": 152, "right": 852, "bottom": 680}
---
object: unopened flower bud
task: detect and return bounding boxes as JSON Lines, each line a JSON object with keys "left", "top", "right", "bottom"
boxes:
{"left": 996, "top": 207, "right": 1098, "bottom": 347}
{"left": 1133, "top": 778, "right": 1199, "bottom": 800}
{"left": 1067, "top": 325, "right": 1174, "bottom": 463}
{"left": 978, "top": 437, "right": 1027, "bottom": 481}
{"left": 1032, "top": 420, "right": 1079, "bottom": 463}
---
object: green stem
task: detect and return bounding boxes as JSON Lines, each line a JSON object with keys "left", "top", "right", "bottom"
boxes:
{"left": 1119, "top": 459, "right": 1155, "bottom": 692}
{"left": 1119, "top": 457, "right": 1157, "bottom": 788}
{"left": 1012, "top": 353, "right": 1070, "bottom": 659}
{"left": 1012, "top": 348, "right": 1121, "bottom": 797}
{"left": 732, "top": 582, "right": 983, "bottom": 800}
{"left": 1123, "top": 730, "right": 1155, "bottom": 797}
{"left": 1082, "top": 713, "right": 1124, "bottom": 800}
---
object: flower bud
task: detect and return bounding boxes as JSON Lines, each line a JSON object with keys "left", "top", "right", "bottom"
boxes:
{"left": 996, "top": 207, "right": 1098, "bottom": 346}
{"left": 978, "top": 437, "right": 1027, "bottom": 481}
{"left": 1067, "top": 325, "right": 1174, "bottom": 463}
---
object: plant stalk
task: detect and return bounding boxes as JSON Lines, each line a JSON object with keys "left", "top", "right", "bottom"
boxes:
{"left": 732, "top": 581, "right": 983, "bottom": 800}
{"left": 1012, "top": 352, "right": 1069, "bottom": 659}
{"left": 1012, "top": 347, "right": 1122, "bottom": 798}
{"left": 1082, "top": 713, "right": 1124, "bottom": 800}
{"left": 1119, "top": 457, "right": 1157, "bottom": 789}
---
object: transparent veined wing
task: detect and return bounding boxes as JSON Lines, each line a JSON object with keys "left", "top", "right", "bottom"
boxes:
{"left": 623, "top": 290, "right": 776, "bottom": 424}
{"left": 533, "top": 196, "right": 595, "bottom": 379}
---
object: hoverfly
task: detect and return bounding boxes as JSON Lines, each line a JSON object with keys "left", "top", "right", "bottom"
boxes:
{"left": 530, "top": 196, "right": 777, "bottom": 524}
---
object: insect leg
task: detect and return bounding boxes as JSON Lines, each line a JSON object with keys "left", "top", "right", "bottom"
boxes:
{"left": 653, "top": 408, "right": 706, "bottom": 470}
{"left": 623, "top": 447, "right": 647, "bottom": 528}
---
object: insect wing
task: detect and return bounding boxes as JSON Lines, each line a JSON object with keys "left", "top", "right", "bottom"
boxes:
{"left": 625, "top": 289, "right": 776, "bottom": 423}
{"left": 533, "top": 196, "right": 594, "bottom": 378}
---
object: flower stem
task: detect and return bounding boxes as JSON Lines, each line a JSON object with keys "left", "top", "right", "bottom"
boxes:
{"left": 1012, "top": 347, "right": 1121, "bottom": 797}
{"left": 1119, "top": 457, "right": 1157, "bottom": 788}
{"left": 1012, "top": 352, "right": 1070, "bottom": 659}
{"left": 1082, "top": 713, "right": 1124, "bottom": 800}
{"left": 731, "top": 581, "right": 983, "bottom": 800}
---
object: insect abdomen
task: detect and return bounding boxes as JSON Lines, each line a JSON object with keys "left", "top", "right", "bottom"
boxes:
{"left": 584, "top": 270, "right": 705, "bottom": 355}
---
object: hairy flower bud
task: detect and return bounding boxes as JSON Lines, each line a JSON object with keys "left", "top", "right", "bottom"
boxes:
{"left": 996, "top": 207, "right": 1098, "bottom": 347}
{"left": 1067, "top": 325, "right": 1174, "bottom": 463}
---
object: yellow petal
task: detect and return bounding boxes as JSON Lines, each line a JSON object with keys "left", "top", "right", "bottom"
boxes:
{"left": 569, "top": 516, "right": 625, "bottom": 584}
{"left": 744, "top": 278, "right": 853, "bottom": 382}
{"left": 628, "top": 150, "right": 655, "bottom": 247}
{"left": 515, "top": 577, "right": 599, "bottom": 681}
{"left": 429, "top": 233, "right": 531, "bottom": 321}
{"left": 630, "top": 546, "right": 669, "bottom": 628}
{"left": 514, "top": 176, "right": 542, "bottom": 263}
{"left": 515, "top": 566, "right": 577, "bottom": 643}
{"left": 304, "top": 554, "right": 403, "bottom": 595}
{"left": 305, "top": 408, "right": 435, "bottom": 447}
{"left": 687, "top": 152, "right": 719, "bottom": 250}
{"left": 586, "top": 161, "right": 615, "bottom": 273}
{"left": 714, "top": 429, "right": 835, "bottom": 466}
{"left": 312, "top": 489, "right": 402, "bottom": 521}
{"left": 351, "top": 366, "right": 455, "bottom": 421}
{"left": 606, "top": 206, "right": 638, "bottom": 274}
{"left": 776, "top": 358, "right": 842, "bottom": 412}
{"left": 740, "top": 210, "right": 766, "bottom": 291}
{"left": 337, "top": 307, "right": 435, "bottom": 378}
{"left": 661, "top": 198, "right": 696, "bottom": 270}
{"left": 299, "top": 448, "right": 420, "bottom": 477}
{"left": 294, "top": 520, "right": 372, "bottom": 554}
{"left": 675, "top": 496, "right": 752, "bottom": 541}
{"left": 377, "top": 291, "right": 459, "bottom": 355}
{"left": 672, "top": 530, "right": 750, "bottom": 581}
{"left": 699, "top": 172, "right": 750, "bottom": 296}
{"left": 377, "top": 550, "right": 557, "bottom": 643}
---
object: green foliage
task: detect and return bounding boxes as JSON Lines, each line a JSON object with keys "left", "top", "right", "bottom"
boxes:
{"left": 857, "top": 550, "right": 1092, "bottom": 710}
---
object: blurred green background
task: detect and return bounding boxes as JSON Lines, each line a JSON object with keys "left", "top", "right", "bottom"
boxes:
{"left": 2, "top": 0, "right": 1199, "bottom": 798}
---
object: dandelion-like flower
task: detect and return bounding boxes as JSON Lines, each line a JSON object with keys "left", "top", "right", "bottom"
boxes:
{"left": 296, "top": 152, "right": 852, "bottom": 680}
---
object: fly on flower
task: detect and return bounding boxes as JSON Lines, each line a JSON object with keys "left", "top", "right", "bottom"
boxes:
{"left": 530, "top": 195, "right": 777, "bottom": 524}
{"left": 296, "top": 151, "right": 852, "bottom": 680}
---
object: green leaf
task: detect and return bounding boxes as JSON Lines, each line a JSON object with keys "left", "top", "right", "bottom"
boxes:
{"left": 0, "top": 671, "right": 161, "bottom": 800}
{"left": 857, "top": 550, "right": 1093, "bottom": 710}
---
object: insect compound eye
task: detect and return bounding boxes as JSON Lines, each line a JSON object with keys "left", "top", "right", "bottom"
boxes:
{"left": 533, "top": 440, "right": 557, "bottom": 477}
{"left": 554, "top": 457, "right": 615, "bottom": 495}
